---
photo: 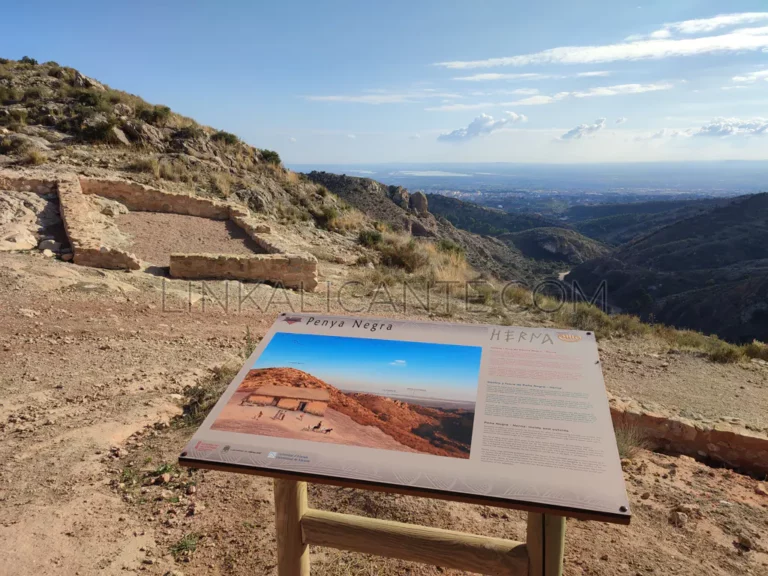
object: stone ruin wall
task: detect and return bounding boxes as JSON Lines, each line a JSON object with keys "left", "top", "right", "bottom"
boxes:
{"left": 609, "top": 394, "right": 768, "bottom": 476}
{"left": 0, "top": 169, "right": 318, "bottom": 290}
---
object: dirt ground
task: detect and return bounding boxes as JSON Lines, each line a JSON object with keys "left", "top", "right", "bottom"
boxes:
{"left": 116, "top": 212, "right": 265, "bottom": 266}
{"left": 0, "top": 251, "right": 767, "bottom": 575}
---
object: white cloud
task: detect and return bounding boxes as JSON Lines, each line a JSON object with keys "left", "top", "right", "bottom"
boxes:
{"left": 389, "top": 360, "right": 407, "bottom": 366}
{"left": 425, "top": 102, "right": 493, "bottom": 112}
{"left": 347, "top": 134, "right": 356, "bottom": 139}
{"left": 645, "top": 12, "right": 768, "bottom": 39}
{"left": 434, "top": 26, "right": 768, "bottom": 69}
{"left": 453, "top": 72, "right": 554, "bottom": 82}
{"left": 694, "top": 117, "right": 768, "bottom": 137}
{"left": 438, "top": 111, "right": 527, "bottom": 142}
{"left": 500, "top": 95, "right": 559, "bottom": 106}
{"left": 306, "top": 89, "right": 461, "bottom": 104}
{"left": 454, "top": 71, "right": 611, "bottom": 81}
{"left": 560, "top": 118, "right": 606, "bottom": 140}
{"left": 616, "top": 117, "right": 627, "bottom": 125}
{"left": 732, "top": 69, "right": 768, "bottom": 83}
{"left": 576, "top": 71, "right": 612, "bottom": 77}
{"left": 570, "top": 82, "right": 673, "bottom": 98}
{"left": 288, "top": 137, "right": 297, "bottom": 143}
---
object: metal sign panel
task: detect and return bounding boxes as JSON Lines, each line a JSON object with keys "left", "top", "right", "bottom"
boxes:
{"left": 180, "top": 313, "right": 630, "bottom": 523}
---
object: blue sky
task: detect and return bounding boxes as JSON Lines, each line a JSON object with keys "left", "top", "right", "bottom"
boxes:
{"left": 3, "top": 1, "right": 768, "bottom": 163}
{"left": 254, "top": 333, "right": 482, "bottom": 402}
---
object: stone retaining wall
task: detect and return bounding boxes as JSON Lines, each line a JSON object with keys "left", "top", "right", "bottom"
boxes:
{"left": 0, "top": 169, "right": 318, "bottom": 289}
{"left": 79, "top": 177, "right": 231, "bottom": 220}
{"left": 169, "top": 253, "right": 318, "bottom": 291}
{"left": 609, "top": 394, "right": 768, "bottom": 476}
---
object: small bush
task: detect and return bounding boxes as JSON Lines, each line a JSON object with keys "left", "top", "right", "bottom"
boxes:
{"left": 137, "top": 104, "right": 171, "bottom": 126}
{"left": 179, "top": 364, "right": 238, "bottom": 427}
{"left": 0, "top": 86, "right": 21, "bottom": 104}
{"left": 210, "top": 172, "right": 232, "bottom": 197}
{"left": 19, "top": 149, "right": 46, "bottom": 165}
{"left": 378, "top": 236, "right": 430, "bottom": 272}
{"left": 614, "top": 419, "right": 651, "bottom": 460}
{"left": 708, "top": 344, "right": 743, "bottom": 364}
{"left": 128, "top": 157, "right": 160, "bottom": 177}
{"left": 359, "top": 229, "right": 383, "bottom": 247}
{"left": 174, "top": 125, "right": 204, "bottom": 139}
{"left": 260, "top": 148, "right": 281, "bottom": 165}
{"left": 742, "top": 340, "right": 768, "bottom": 361}
{"left": 158, "top": 159, "right": 190, "bottom": 182}
{"left": 171, "top": 533, "right": 199, "bottom": 560}
{"left": 211, "top": 130, "right": 239, "bottom": 145}
{"left": 22, "top": 87, "right": 44, "bottom": 102}
{"left": 312, "top": 205, "right": 339, "bottom": 230}
{"left": 437, "top": 238, "right": 464, "bottom": 256}
{"left": 20, "top": 56, "right": 38, "bottom": 65}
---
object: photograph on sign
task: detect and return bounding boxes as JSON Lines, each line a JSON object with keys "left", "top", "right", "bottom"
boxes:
{"left": 181, "top": 314, "right": 631, "bottom": 523}
{"left": 210, "top": 333, "right": 481, "bottom": 459}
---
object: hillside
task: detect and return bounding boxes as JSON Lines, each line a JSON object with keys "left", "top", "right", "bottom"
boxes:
{"left": 499, "top": 227, "right": 610, "bottom": 266}
{"left": 241, "top": 368, "right": 472, "bottom": 458}
{"left": 305, "top": 170, "right": 568, "bottom": 283}
{"left": 566, "top": 197, "right": 735, "bottom": 245}
{"left": 567, "top": 193, "right": 768, "bottom": 342}
{"left": 426, "top": 193, "right": 565, "bottom": 235}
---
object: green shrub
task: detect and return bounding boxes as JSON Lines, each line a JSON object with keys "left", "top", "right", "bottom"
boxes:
{"left": 174, "top": 125, "right": 204, "bottom": 139}
{"left": 0, "top": 86, "right": 21, "bottom": 104}
{"left": 70, "top": 87, "right": 110, "bottom": 111}
{"left": 358, "top": 229, "right": 382, "bottom": 247}
{"left": 378, "top": 238, "right": 430, "bottom": 272}
{"left": 211, "top": 130, "right": 239, "bottom": 145}
{"left": 742, "top": 340, "right": 768, "bottom": 361}
{"left": 137, "top": 104, "right": 171, "bottom": 126}
{"left": 0, "top": 58, "right": 10, "bottom": 65}
{"left": 437, "top": 238, "right": 464, "bottom": 255}
{"left": 261, "top": 148, "right": 281, "bottom": 165}
{"left": 22, "top": 87, "right": 44, "bottom": 101}
{"left": 20, "top": 149, "right": 46, "bottom": 165}
{"left": 708, "top": 344, "right": 743, "bottom": 364}
{"left": 20, "top": 56, "right": 38, "bottom": 65}
{"left": 312, "top": 205, "right": 339, "bottom": 230}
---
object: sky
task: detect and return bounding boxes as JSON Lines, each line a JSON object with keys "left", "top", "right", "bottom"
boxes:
{"left": 254, "top": 333, "right": 482, "bottom": 402}
{"left": 3, "top": 1, "right": 768, "bottom": 163}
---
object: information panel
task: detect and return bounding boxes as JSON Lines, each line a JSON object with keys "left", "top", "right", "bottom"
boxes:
{"left": 180, "top": 313, "right": 630, "bottom": 523}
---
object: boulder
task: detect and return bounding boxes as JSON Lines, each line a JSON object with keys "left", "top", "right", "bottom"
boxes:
{"left": 409, "top": 191, "right": 429, "bottom": 216}
{"left": 109, "top": 126, "right": 131, "bottom": 146}
{"left": 38, "top": 238, "right": 61, "bottom": 252}
{"left": 113, "top": 103, "right": 133, "bottom": 117}
{"left": 73, "top": 71, "right": 106, "bottom": 91}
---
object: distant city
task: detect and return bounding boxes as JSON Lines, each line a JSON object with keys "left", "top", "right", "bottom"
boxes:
{"left": 291, "top": 161, "right": 768, "bottom": 216}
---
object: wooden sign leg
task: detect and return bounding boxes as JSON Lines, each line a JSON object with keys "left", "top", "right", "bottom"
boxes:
{"left": 274, "top": 478, "right": 310, "bottom": 576}
{"left": 526, "top": 513, "right": 565, "bottom": 576}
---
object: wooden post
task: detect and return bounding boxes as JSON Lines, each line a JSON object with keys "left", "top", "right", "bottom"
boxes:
{"left": 274, "top": 479, "right": 310, "bottom": 576}
{"left": 526, "top": 513, "right": 565, "bottom": 576}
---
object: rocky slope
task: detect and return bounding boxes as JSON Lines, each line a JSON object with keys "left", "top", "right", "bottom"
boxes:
{"left": 567, "top": 193, "right": 768, "bottom": 342}
{"left": 305, "top": 170, "right": 575, "bottom": 283}
{"left": 499, "top": 227, "right": 610, "bottom": 266}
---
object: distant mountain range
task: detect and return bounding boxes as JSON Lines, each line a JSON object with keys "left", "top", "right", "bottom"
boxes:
{"left": 567, "top": 194, "right": 768, "bottom": 343}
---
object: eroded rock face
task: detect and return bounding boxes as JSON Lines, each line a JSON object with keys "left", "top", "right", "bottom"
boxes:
{"left": 0, "top": 189, "right": 61, "bottom": 251}
{"left": 387, "top": 185, "right": 410, "bottom": 209}
{"left": 409, "top": 191, "right": 429, "bottom": 216}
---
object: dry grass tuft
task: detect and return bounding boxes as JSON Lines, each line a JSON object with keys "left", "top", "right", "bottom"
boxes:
{"left": 614, "top": 419, "right": 652, "bottom": 460}
{"left": 127, "top": 157, "right": 159, "bottom": 178}
{"left": 19, "top": 149, "right": 46, "bottom": 166}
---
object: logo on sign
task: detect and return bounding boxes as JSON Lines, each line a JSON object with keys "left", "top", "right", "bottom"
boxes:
{"left": 282, "top": 316, "right": 302, "bottom": 325}
{"left": 557, "top": 333, "right": 582, "bottom": 342}
{"left": 268, "top": 451, "right": 278, "bottom": 459}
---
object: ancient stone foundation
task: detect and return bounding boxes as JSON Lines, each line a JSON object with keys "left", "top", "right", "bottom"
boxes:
{"left": 0, "top": 169, "right": 318, "bottom": 290}
{"left": 610, "top": 394, "right": 768, "bottom": 476}
{"left": 169, "top": 253, "right": 318, "bottom": 291}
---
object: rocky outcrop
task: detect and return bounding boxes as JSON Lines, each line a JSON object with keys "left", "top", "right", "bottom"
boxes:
{"left": 408, "top": 191, "right": 429, "bottom": 216}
